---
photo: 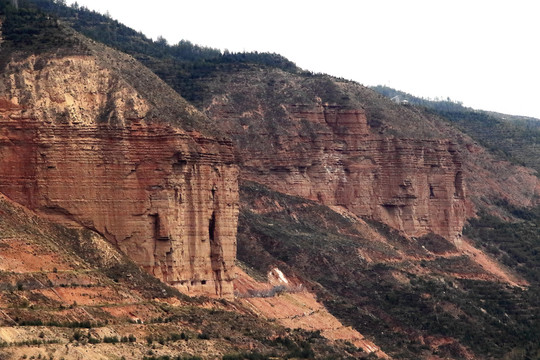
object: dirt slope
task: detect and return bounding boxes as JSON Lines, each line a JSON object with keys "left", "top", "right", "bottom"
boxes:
{"left": 0, "top": 191, "right": 366, "bottom": 359}
{"left": 237, "top": 181, "right": 535, "bottom": 359}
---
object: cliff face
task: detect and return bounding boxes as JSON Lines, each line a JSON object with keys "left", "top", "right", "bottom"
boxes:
{"left": 0, "top": 54, "right": 238, "bottom": 298}
{"left": 208, "top": 99, "right": 466, "bottom": 241}
{"left": 195, "top": 66, "right": 539, "bottom": 241}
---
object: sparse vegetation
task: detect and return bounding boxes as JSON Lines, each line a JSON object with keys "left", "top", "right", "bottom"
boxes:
{"left": 465, "top": 203, "right": 540, "bottom": 284}
{"left": 142, "top": 356, "right": 202, "bottom": 360}
{"left": 13, "top": 0, "right": 298, "bottom": 106}
{"left": 222, "top": 353, "right": 271, "bottom": 360}
{"left": 18, "top": 319, "right": 101, "bottom": 328}
{"left": 1, "top": 1, "right": 539, "bottom": 359}
{"left": 238, "top": 181, "right": 540, "bottom": 359}
{"left": 0, "top": 338, "right": 60, "bottom": 347}
{"left": 102, "top": 335, "right": 119, "bottom": 344}
{"left": 372, "top": 85, "right": 540, "bottom": 173}
{"left": 0, "top": 0, "right": 82, "bottom": 67}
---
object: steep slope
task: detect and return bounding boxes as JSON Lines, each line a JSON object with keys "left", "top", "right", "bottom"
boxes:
{"left": 237, "top": 181, "right": 538, "bottom": 359}
{"left": 195, "top": 67, "right": 538, "bottom": 236}
{"left": 0, "top": 7, "right": 237, "bottom": 298}
{"left": 0, "top": 5, "right": 388, "bottom": 357}
{"left": 0, "top": 191, "right": 366, "bottom": 360}
{"left": 198, "top": 68, "right": 468, "bottom": 243}
{"left": 234, "top": 266, "right": 387, "bottom": 358}
{"left": 28, "top": 0, "right": 540, "bottom": 224}
{"left": 5, "top": 2, "right": 540, "bottom": 359}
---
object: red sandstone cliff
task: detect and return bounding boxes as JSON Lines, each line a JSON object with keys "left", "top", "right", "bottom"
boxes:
{"left": 0, "top": 47, "right": 238, "bottom": 297}
{"left": 199, "top": 68, "right": 538, "bottom": 242}
{"left": 207, "top": 97, "right": 466, "bottom": 242}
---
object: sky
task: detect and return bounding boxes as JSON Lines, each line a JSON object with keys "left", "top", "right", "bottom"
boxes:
{"left": 67, "top": 0, "right": 540, "bottom": 119}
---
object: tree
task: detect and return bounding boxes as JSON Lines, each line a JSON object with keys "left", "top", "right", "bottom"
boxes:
{"left": 156, "top": 35, "right": 168, "bottom": 46}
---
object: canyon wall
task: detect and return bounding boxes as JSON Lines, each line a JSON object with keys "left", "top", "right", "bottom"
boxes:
{"left": 208, "top": 100, "right": 466, "bottom": 241}
{"left": 0, "top": 55, "right": 238, "bottom": 298}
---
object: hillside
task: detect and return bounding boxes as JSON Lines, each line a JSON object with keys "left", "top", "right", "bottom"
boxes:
{"left": 21, "top": 0, "right": 299, "bottom": 104}
{"left": 372, "top": 85, "right": 540, "bottom": 175}
{"left": 0, "top": 191, "right": 369, "bottom": 359}
{"left": 21, "top": 1, "right": 539, "bottom": 212}
{"left": 1, "top": 1, "right": 539, "bottom": 359}
{"left": 0, "top": 3, "right": 375, "bottom": 359}
{"left": 0, "top": 0, "right": 242, "bottom": 298}
{"left": 27, "top": 0, "right": 538, "bottom": 215}
{"left": 238, "top": 181, "right": 539, "bottom": 359}
{"left": 175, "top": 61, "right": 538, "bottom": 223}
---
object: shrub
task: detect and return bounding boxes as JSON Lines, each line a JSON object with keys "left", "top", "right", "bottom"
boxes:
{"left": 197, "top": 332, "right": 210, "bottom": 340}
{"left": 103, "top": 336, "right": 119, "bottom": 344}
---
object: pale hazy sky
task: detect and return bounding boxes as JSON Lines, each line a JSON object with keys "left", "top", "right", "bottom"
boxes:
{"left": 67, "top": 0, "right": 540, "bottom": 119}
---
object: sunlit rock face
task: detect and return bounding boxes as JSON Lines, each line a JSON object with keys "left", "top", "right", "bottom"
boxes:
{"left": 208, "top": 100, "right": 466, "bottom": 242}
{"left": 0, "top": 55, "right": 238, "bottom": 298}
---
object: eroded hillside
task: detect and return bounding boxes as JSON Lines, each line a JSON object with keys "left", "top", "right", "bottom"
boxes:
{"left": 0, "top": 12, "right": 237, "bottom": 298}
{"left": 195, "top": 69, "right": 467, "bottom": 243}
{"left": 2, "top": 1, "right": 539, "bottom": 359}
{"left": 0, "top": 191, "right": 372, "bottom": 359}
{"left": 237, "top": 181, "right": 538, "bottom": 359}
{"left": 194, "top": 67, "right": 539, "bottom": 221}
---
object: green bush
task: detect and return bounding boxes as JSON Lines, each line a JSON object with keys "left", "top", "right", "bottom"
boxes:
{"left": 103, "top": 335, "right": 119, "bottom": 344}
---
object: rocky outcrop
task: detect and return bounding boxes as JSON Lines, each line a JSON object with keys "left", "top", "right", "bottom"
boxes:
{"left": 0, "top": 54, "right": 238, "bottom": 298}
{"left": 194, "top": 67, "right": 538, "bottom": 242}
{"left": 209, "top": 99, "right": 466, "bottom": 241}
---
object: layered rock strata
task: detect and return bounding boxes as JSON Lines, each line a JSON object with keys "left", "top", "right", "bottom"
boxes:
{"left": 209, "top": 101, "right": 465, "bottom": 241}
{"left": 0, "top": 55, "right": 238, "bottom": 298}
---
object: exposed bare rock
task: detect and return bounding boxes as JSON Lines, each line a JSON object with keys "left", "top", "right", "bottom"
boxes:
{"left": 197, "top": 67, "right": 539, "bottom": 242}
{"left": 210, "top": 98, "right": 466, "bottom": 242}
{"left": 0, "top": 53, "right": 238, "bottom": 298}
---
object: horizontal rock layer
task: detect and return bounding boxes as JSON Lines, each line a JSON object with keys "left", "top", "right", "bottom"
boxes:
{"left": 209, "top": 101, "right": 466, "bottom": 241}
{"left": 0, "top": 55, "right": 238, "bottom": 298}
